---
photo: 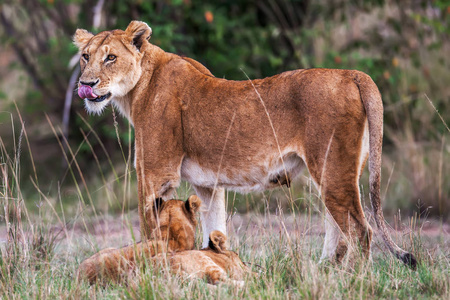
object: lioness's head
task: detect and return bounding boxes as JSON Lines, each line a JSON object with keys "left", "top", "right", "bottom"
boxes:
{"left": 154, "top": 195, "right": 202, "bottom": 251}
{"left": 73, "top": 21, "right": 152, "bottom": 115}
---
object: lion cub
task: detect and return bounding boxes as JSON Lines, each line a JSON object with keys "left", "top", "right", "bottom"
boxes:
{"left": 77, "top": 195, "right": 201, "bottom": 284}
{"left": 153, "top": 230, "right": 250, "bottom": 287}
{"left": 78, "top": 196, "right": 250, "bottom": 286}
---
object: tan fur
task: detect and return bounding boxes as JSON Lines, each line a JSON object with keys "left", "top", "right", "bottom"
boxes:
{"left": 77, "top": 196, "right": 201, "bottom": 284}
{"left": 74, "top": 21, "right": 416, "bottom": 268}
{"left": 152, "top": 231, "right": 250, "bottom": 286}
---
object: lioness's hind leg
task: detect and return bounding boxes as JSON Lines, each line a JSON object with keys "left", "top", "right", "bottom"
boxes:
{"left": 306, "top": 147, "right": 372, "bottom": 263}
{"left": 320, "top": 212, "right": 341, "bottom": 262}
{"left": 318, "top": 179, "right": 373, "bottom": 264}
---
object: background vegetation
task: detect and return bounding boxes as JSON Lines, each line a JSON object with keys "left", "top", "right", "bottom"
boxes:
{"left": 1, "top": 0, "right": 448, "bottom": 218}
{"left": 0, "top": 0, "right": 449, "bottom": 298}
{"left": 0, "top": 0, "right": 448, "bottom": 212}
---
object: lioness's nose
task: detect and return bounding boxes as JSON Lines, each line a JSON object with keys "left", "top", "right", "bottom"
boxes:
{"left": 80, "top": 79, "right": 99, "bottom": 87}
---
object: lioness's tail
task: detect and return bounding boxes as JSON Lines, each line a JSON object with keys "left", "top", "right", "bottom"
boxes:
{"left": 355, "top": 71, "right": 417, "bottom": 270}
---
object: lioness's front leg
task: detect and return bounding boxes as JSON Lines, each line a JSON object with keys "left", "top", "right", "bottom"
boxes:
{"left": 136, "top": 169, "right": 180, "bottom": 239}
{"left": 134, "top": 104, "right": 184, "bottom": 239}
{"left": 193, "top": 185, "right": 227, "bottom": 248}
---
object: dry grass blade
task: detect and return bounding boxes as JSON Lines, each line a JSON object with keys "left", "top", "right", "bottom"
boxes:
{"left": 424, "top": 94, "right": 450, "bottom": 133}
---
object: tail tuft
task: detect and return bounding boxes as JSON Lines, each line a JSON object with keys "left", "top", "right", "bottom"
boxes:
{"left": 399, "top": 252, "right": 417, "bottom": 270}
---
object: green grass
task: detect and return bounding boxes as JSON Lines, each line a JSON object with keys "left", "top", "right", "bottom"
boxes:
{"left": 0, "top": 208, "right": 448, "bottom": 299}
{"left": 1, "top": 164, "right": 449, "bottom": 300}
{"left": 0, "top": 109, "right": 448, "bottom": 299}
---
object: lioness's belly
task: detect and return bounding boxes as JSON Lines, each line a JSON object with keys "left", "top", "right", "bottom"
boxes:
{"left": 180, "top": 152, "right": 305, "bottom": 193}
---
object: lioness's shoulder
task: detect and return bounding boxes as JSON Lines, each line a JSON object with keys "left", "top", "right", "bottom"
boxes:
{"left": 181, "top": 57, "right": 214, "bottom": 77}
{"left": 160, "top": 54, "right": 213, "bottom": 78}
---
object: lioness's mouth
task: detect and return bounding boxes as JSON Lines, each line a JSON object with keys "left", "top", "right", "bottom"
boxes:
{"left": 78, "top": 85, "right": 111, "bottom": 102}
{"left": 87, "top": 92, "right": 112, "bottom": 102}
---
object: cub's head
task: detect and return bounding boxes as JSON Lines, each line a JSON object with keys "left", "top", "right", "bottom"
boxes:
{"left": 76, "top": 196, "right": 201, "bottom": 285}
{"left": 206, "top": 231, "right": 251, "bottom": 275}
{"left": 73, "top": 21, "right": 152, "bottom": 115}
{"left": 154, "top": 195, "right": 202, "bottom": 251}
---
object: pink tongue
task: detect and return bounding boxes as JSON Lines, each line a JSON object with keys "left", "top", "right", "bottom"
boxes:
{"left": 78, "top": 85, "right": 98, "bottom": 99}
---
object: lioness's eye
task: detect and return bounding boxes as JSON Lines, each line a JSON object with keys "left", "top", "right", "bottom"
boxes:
{"left": 82, "top": 53, "right": 89, "bottom": 61}
{"left": 105, "top": 55, "right": 116, "bottom": 62}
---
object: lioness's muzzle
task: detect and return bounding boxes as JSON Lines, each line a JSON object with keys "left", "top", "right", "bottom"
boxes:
{"left": 78, "top": 85, "right": 98, "bottom": 99}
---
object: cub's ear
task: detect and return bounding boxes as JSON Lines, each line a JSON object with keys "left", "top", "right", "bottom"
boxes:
{"left": 73, "top": 29, "right": 94, "bottom": 50}
{"left": 125, "top": 20, "right": 152, "bottom": 51}
{"left": 208, "top": 231, "right": 227, "bottom": 253}
{"left": 185, "top": 195, "right": 202, "bottom": 214}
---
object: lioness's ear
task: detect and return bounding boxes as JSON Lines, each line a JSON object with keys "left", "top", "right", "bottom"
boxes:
{"left": 208, "top": 231, "right": 227, "bottom": 253}
{"left": 185, "top": 195, "right": 202, "bottom": 214}
{"left": 125, "top": 21, "right": 152, "bottom": 51}
{"left": 73, "top": 29, "right": 94, "bottom": 50}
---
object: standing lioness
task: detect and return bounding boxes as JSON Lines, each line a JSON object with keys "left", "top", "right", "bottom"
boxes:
{"left": 74, "top": 21, "right": 416, "bottom": 268}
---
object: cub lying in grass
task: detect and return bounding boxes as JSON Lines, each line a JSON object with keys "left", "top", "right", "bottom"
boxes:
{"left": 152, "top": 230, "right": 249, "bottom": 287}
{"left": 77, "top": 196, "right": 250, "bottom": 286}
{"left": 77, "top": 196, "right": 201, "bottom": 284}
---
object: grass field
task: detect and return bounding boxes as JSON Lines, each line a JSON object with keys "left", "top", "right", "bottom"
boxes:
{"left": 0, "top": 110, "right": 448, "bottom": 299}
{"left": 0, "top": 191, "right": 448, "bottom": 299}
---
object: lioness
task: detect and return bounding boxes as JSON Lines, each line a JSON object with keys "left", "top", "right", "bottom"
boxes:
{"left": 78, "top": 196, "right": 201, "bottom": 284}
{"left": 74, "top": 21, "right": 416, "bottom": 268}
